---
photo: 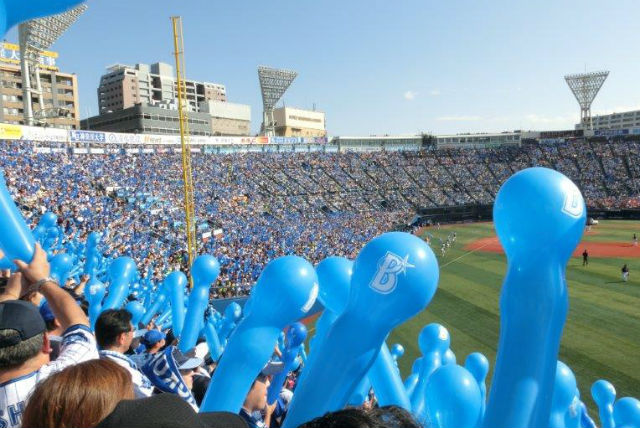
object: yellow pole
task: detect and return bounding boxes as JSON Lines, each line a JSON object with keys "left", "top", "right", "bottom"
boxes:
{"left": 171, "top": 16, "right": 196, "bottom": 287}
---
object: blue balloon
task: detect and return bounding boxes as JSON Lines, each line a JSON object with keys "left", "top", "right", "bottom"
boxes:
{"left": 200, "top": 255, "right": 318, "bottom": 413}
{"left": 49, "top": 253, "right": 73, "bottom": 284}
{"left": 368, "top": 342, "right": 412, "bottom": 409}
{"left": 391, "top": 343, "right": 405, "bottom": 365}
{"left": 592, "top": 380, "right": 616, "bottom": 428}
{"left": 613, "top": 397, "right": 640, "bottom": 428}
{"left": 465, "top": 352, "right": 490, "bottom": 427}
{"left": 101, "top": 257, "right": 138, "bottom": 310}
{"left": 33, "top": 212, "right": 57, "bottom": 242}
{"left": 140, "top": 281, "right": 168, "bottom": 326}
{"left": 0, "top": 170, "right": 35, "bottom": 264}
{"left": 125, "top": 300, "right": 145, "bottom": 327}
{"left": 155, "top": 306, "right": 172, "bottom": 326}
{"left": 442, "top": 348, "right": 457, "bottom": 366}
{"left": 2, "top": 0, "right": 87, "bottom": 36}
{"left": 85, "top": 278, "right": 106, "bottom": 330}
{"left": 484, "top": 168, "right": 586, "bottom": 428}
{"left": 180, "top": 255, "right": 220, "bottom": 353}
{"left": 267, "top": 322, "right": 307, "bottom": 404}
{"left": 295, "top": 257, "right": 353, "bottom": 400}
{"left": 283, "top": 232, "right": 439, "bottom": 428}
{"left": 218, "top": 302, "right": 242, "bottom": 344}
{"left": 348, "top": 375, "right": 371, "bottom": 406}
{"left": 411, "top": 323, "right": 450, "bottom": 420}
{"left": 425, "top": 364, "right": 482, "bottom": 428}
{"left": 549, "top": 361, "right": 577, "bottom": 428}
{"left": 404, "top": 373, "right": 419, "bottom": 398}
{"left": 0, "top": 256, "right": 14, "bottom": 270}
{"left": 165, "top": 271, "right": 187, "bottom": 337}
{"left": 203, "top": 312, "right": 223, "bottom": 362}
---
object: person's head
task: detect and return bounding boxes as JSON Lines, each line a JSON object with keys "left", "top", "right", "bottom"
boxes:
{"left": 142, "top": 330, "right": 166, "bottom": 354}
{"left": 297, "top": 406, "right": 421, "bottom": 428}
{"left": 172, "top": 347, "right": 203, "bottom": 390}
{"left": 0, "top": 300, "right": 50, "bottom": 371}
{"left": 95, "top": 309, "right": 133, "bottom": 352}
{"left": 243, "top": 373, "right": 270, "bottom": 412}
{"left": 22, "top": 359, "right": 134, "bottom": 428}
{"left": 40, "top": 301, "right": 64, "bottom": 336}
{"left": 95, "top": 393, "right": 248, "bottom": 428}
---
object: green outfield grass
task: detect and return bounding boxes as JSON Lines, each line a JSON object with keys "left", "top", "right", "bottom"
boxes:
{"left": 388, "top": 220, "right": 640, "bottom": 415}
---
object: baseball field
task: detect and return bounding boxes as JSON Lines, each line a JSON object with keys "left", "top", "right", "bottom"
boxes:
{"left": 387, "top": 219, "right": 640, "bottom": 414}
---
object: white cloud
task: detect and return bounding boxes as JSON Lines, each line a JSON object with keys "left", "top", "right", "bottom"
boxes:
{"left": 429, "top": 89, "right": 441, "bottom": 96}
{"left": 403, "top": 91, "right": 417, "bottom": 100}
{"left": 436, "top": 115, "right": 482, "bottom": 121}
{"left": 523, "top": 114, "right": 574, "bottom": 124}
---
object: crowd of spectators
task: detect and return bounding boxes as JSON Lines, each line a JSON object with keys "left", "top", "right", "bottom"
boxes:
{"left": 1, "top": 137, "right": 639, "bottom": 297}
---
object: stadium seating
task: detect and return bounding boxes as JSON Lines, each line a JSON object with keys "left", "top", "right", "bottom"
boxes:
{"left": 2, "top": 138, "right": 638, "bottom": 296}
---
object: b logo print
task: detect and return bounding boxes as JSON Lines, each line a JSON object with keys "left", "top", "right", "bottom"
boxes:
{"left": 369, "top": 252, "right": 414, "bottom": 294}
{"left": 562, "top": 190, "right": 583, "bottom": 218}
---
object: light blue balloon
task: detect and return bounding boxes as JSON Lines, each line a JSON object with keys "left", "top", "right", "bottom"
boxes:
{"left": 2, "top": 0, "right": 87, "bottom": 37}
{"left": 200, "top": 255, "right": 318, "bottom": 413}
{"left": 484, "top": 168, "right": 586, "bottom": 428}
{"left": 0, "top": 170, "right": 35, "bottom": 264}
{"left": 613, "top": 397, "right": 640, "bottom": 428}
{"left": 140, "top": 281, "right": 168, "bottom": 326}
{"left": 155, "top": 306, "right": 172, "bottom": 326}
{"left": 85, "top": 278, "right": 105, "bottom": 330}
{"left": 348, "top": 375, "right": 371, "bottom": 406}
{"left": 404, "top": 373, "right": 419, "bottom": 398}
{"left": 267, "top": 322, "right": 307, "bottom": 404}
{"left": 0, "top": 256, "right": 14, "bottom": 270}
{"left": 549, "top": 361, "right": 577, "bottom": 428}
{"left": 442, "top": 348, "right": 456, "bottom": 366}
{"left": 368, "top": 342, "right": 411, "bottom": 409}
{"left": 465, "top": 352, "right": 490, "bottom": 427}
{"left": 565, "top": 388, "right": 582, "bottom": 428}
{"left": 391, "top": 343, "right": 405, "bottom": 364}
{"left": 180, "top": 255, "right": 220, "bottom": 353}
{"left": 50, "top": 253, "right": 73, "bottom": 284}
{"left": 203, "top": 313, "right": 223, "bottom": 362}
{"left": 219, "top": 302, "right": 242, "bottom": 343}
{"left": 283, "top": 232, "right": 439, "bottom": 428}
{"left": 425, "top": 364, "right": 482, "bottom": 428}
{"left": 165, "top": 271, "right": 187, "bottom": 337}
{"left": 411, "top": 323, "right": 450, "bottom": 420}
{"left": 295, "top": 257, "right": 352, "bottom": 399}
{"left": 592, "top": 380, "right": 616, "bottom": 428}
{"left": 125, "top": 301, "right": 145, "bottom": 327}
{"left": 33, "top": 212, "right": 57, "bottom": 242}
{"left": 101, "top": 257, "right": 138, "bottom": 310}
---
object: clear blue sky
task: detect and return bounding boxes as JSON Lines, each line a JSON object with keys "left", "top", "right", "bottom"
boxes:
{"left": 7, "top": 0, "right": 640, "bottom": 135}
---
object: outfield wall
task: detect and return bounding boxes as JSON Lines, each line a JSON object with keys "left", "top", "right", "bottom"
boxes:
{"left": 412, "top": 204, "right": 640, "bottom": 225}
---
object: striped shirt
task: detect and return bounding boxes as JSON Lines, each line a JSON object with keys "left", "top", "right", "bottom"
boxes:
{"left": 99, "top": 350, "right": 154, "bottom": 398}
{"left": 0, "top": 325, "right": 98, "bottom": 428}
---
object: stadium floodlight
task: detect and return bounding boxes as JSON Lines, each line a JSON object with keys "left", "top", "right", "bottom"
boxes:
{"left": 258, "top": 65, "right": 297, "bottom": 136}
{"left": 564, "top": 71, "right": 609, "bottom": 130}
{"left": 18, "top": 4, "right": 88, "bottom": 126}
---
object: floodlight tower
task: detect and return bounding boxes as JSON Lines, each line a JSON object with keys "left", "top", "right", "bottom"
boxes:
{"left": 564, "top": 71, "right": 609, "bottom": 130}
{"left": 257, "top": 65, "right": 297, "bottom": 136}
{"left": 18, "top": 4, "right": 87, "bottom": 126}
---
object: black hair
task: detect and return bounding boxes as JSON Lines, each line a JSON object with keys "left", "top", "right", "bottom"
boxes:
{"left": 297, "top": 406, "right": 421, "bottom": 428}
{"left": 95, "top": 309, "right": 132, "bottom": 349}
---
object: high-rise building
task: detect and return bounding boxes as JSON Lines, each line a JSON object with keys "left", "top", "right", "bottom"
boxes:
{"left": 0, "top": 42, "right": 79, "bottom": 129}
{"left": 97, "top": 62, "right": 226, "bottom": 115}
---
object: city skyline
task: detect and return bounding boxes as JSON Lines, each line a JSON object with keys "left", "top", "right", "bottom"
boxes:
{"left": 6, "top": 0, "right": 640, "bottom": 136}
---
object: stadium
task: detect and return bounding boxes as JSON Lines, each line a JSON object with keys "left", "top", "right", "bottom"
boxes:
{"left": 0, "top": 2, "right": 638, "bottom": 428}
